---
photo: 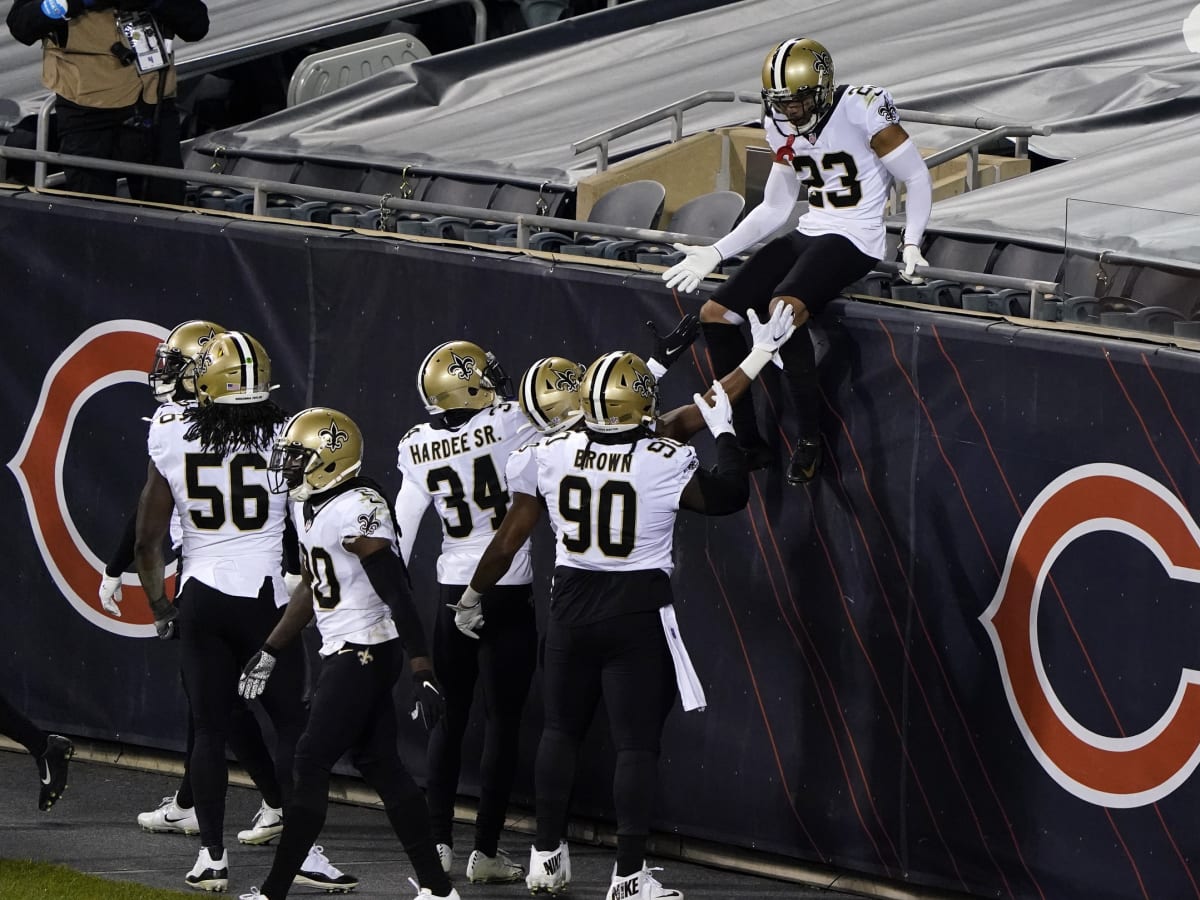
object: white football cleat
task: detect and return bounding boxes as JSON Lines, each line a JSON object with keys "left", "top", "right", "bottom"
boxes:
{"left": 237, "top": 800, "right": 283, "bottom": 845}
{"left": 605, "top": 864, "right": 683, "bottom": 900}
{"left": 466, "top": 847, "right": 524, "bottom": 883}
{"left": 408, "top": 876, "right": 461, "bottom": 899}
{"left": 138, "top": 793, "right": 199, "bottom": 834}
{"left": 185, "top": 846, "right": 229, "bottom": 892}
{"left": 293, "top": 844, "right": 358, "bottom": 892}
{"left": 526, "top": 842, "right": 570, "bottom": 894}
{"left": 436, "top": 842, "right": 453, "bottom": 874}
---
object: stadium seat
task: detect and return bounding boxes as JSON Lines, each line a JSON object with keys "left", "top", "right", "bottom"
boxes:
{"left": 391, "top": 176, "right": 500, "bottom": 236}
{"left": 457, "top": 183, "right": 574, "bottom": 244}
{"left": 1060, "top": 295, "right": 1100, "bottom": 323}
{"left": 1130, "top": 306, "right": 1186, "bottom": 334}
{"left": 522, "top": 180, "right": 665, "bottom": 254}
{"left": 330, "top": 166, "right": 432, "bottom": 228}
{"left": 585, "top": 189, "right": 745, "bottom": 262}
{"left": 287, "top": 33, "right": 432, "bottom": 107}
{"left": 1123, "top": 265, "right": 1200, "bottom": 318}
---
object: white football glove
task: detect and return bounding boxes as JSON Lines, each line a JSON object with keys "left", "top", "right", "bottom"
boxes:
{"left": 99, "top": 574, "right": 123, "bottom": 617}
{"left": 239, "top": 649, "right": 277, "bottom": 700}
{"left": 899, "top": 244, "right": 929, "bottom": 284}
{"left": 751, "top": 304, "right": 796, "bottom": 354}
{"left": 694, "top": 381, "right": 735, "bottom": 439}
{"left": 662, "top": 243, "right": 722, "bottom": 294}
{"left": 448, "top": 587, "right": 484, "bottom": 639}
{"left": 283, "top": 572, "right": 303, "bottom": 596}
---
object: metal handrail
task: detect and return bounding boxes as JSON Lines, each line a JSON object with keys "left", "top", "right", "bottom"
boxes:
{"left": 873, "top": 260, "right": 1059, "bottom": 297}
{"left": 32, "top": 0, "right": 488, "bottom": 158}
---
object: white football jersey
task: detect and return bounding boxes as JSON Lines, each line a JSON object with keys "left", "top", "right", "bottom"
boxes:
{"left": 396, "top": 402, "right": 535, "bottom": 585}
{"left": 763, "top": 84, "right": 902, "bottom": 259}
{"left": 293, "top": 486, "right": 400, "bottom": 656}
{"left": 506, "top": 429, "right": 698, "bottom": 574}
{"left": 149, "top": 401, "right": 186, "bottom": 550}
{"left": 147, "top": 411, "right": 288, "bottom": 605}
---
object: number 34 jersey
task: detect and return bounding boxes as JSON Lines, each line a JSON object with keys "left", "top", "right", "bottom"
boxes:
{"left": 506, "top": 430, "right": 698, "bottom": 575}
{"left": 395, "top": 402, "right": 535, "bottom": 586}
{"left": 765, "top": 84, "right": 902, "bottom": 259}
{"left": 147, "top": 410, "right": 287, "bottom": 603}
{"left": 292, "top": 485, "right": 400, "bottom": 656}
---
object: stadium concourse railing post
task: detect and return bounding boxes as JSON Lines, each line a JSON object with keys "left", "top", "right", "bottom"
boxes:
{"left": 29, "top": 0, "right": 489, "bottom": 163}
{"left": 1, "top": 143, "right": 1059, "bottom": 297}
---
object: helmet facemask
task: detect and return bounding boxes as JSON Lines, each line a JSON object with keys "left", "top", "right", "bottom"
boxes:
{"left": 761, "top": 37, "right": 835, "bottom": 136}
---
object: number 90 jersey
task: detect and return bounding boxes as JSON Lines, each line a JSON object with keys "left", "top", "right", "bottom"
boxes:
{"left": 506, "top": 430, "right": 698, "bottom": 574}
{"left": 147, "top": 411, "right": 287, "bottom": 603}
{"left": 395, "top": 402, "right": 536, "bottom": 586}
{"left": 766, "top": 84, "right": 902, "bottom": 259}
{"left": 292, "top": 485, "right": 400, "bottom": 656}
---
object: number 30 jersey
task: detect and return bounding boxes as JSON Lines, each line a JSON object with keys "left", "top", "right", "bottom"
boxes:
{"left": 765, "top": 84, "right": 902, "bottom": 259}
{"left": 395, "top": 402, "right": 535, "bottom": 586}
{"left": 147, "top": 410, "right": 287, "bottom": 603}
{"left": 292, "top": 484, "right": 400, "bottom": 656}
{"left": 506, "top": 430, "right": 698, "bottom": 575}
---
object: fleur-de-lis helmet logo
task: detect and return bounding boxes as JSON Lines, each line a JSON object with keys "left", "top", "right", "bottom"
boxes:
{"left": 197, "top": 327, "right": 216, "bottom": 348}
{"left": 320, "top": 418, "right": 349, "bottom": 451}
{"left": 448, "top": 352, "right": 477, "bottom": 381}
{"left": 811, "top": 48, "right": 832, "bottom": 76}
{"left": 631, "top": 371, "right": 656, "bottom": 399}
{"left": 553, "top": 367, "right": 582, "bottom": 392}
{"left": 357, "top": 507, "right": 381, "bottom": 536}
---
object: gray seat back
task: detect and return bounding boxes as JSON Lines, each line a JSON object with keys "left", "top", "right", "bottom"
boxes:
{"left": 287, "top": 33, "right": 431, "bottom": 107}
{"left": 667, "top": 190, "right": 745, "bottom": 239}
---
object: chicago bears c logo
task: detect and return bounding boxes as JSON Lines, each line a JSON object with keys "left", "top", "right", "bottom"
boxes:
{"left": 7, "top": 320, "right": 174, "bottom": 637}
{"left": 980, "top": 463, "right": 1200, "bottom": 807}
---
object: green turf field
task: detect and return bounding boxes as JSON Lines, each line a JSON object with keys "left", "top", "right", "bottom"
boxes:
{"left": 0, "top": 860, "right": 195, "bottom": 899}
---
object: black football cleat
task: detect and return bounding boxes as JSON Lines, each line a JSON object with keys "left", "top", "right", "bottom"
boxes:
{"left": 786, "top": 438, "right": 823, "bottom": 486}
{"left": 37, "top": 734, "right": 73, "bottom": 811}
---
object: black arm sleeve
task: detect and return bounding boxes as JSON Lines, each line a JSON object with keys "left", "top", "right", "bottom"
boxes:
{"left": 681, "top": 433, "right": 749, "bottom": 515}
{"left": 282, "top": 512, "right": 300, "bottom": 576}
{"left": 105, "top": 505, "right": 139, "bottom": 576}
{"left": 360, "top": 548, "right": 429, "bottom": 660}
{"left": 149, "top": 0, "right": 209, "bottom": 42}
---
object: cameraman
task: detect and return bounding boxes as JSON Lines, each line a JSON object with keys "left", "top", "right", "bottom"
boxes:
{"left": 7, "top": 0, "right": 208, "bottom": 203}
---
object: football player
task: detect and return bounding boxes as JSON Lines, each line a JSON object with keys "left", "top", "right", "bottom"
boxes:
{"left": 392, "top": 341, "right": 534, "bottom": 884}
{"left": 457, "top": 352, "right": 749, "bottom": 900}
{"left": 100, "top": 320, "right": 286, "bottom": 848}
{"left": 238, "top": 407, "right": 458, "bottom": 900}
{"left": 515, "top": 302, "right": 796, "bottom": 444}
{"left": 134, "top": 331, "right": 353, "bottom": 893}
{"left": 664, "top": 37, "right": 933, "bottom": 485}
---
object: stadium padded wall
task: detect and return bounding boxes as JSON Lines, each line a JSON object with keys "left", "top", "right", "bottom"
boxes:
{"left": 3, "top": 193, "right": 1200, "bottom": 900}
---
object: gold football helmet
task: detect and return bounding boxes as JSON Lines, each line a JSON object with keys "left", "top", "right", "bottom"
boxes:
{"left": 269, "top": 407, "right": 363, "bottom": 500}
{"left": 761, "top": 37, "right": 835, "bottom": 135}
{"left": 418, "top": 340, "right": 496, "bottom": 413}
{"left": 519, "top": 356, "right": 586, "bottom": 434}
{"left": 149, "top": 319, "right": 224, "bottom": 401}
{"left": 580, "top": 351, "right": 658, "bottom": 433}
{"left": 193, "top": 331, "right": 274, "bottom": 406}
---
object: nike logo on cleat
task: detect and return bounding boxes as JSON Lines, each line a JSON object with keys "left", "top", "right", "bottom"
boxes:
{"left": 40, "top": 764, "right": 51, "bottom": 785}
{"left": 612, "top": 877, "right": 639, "bottom": 898}
{"left": 543, "top": 856, "right": 561, "bottom": 875}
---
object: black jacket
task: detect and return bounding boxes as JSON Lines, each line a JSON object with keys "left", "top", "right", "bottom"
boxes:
{"left": 7, "top": 0, "right": 209, "bottom": 47}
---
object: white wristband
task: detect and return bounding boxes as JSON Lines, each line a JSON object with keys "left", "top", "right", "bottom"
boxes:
{"left": 738, "top": 347, "right": 774, "bottom": 380}
{"left": 646, "top": 357, "right": 667, "bottom": 379}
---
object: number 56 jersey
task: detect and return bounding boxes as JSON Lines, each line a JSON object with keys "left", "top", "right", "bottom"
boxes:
{"left": 395, "top": 402, "right": 535, "bottom": 585}
{"left": 147, "top": 410, "right": 287, "bottom": 602}
{"left": 506, "top": 430, "right": 698, "bottom": 575}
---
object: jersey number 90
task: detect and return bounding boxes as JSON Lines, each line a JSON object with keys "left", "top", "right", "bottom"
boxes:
{"left": 558, "top": 476, "right": 636, "bottom": 558}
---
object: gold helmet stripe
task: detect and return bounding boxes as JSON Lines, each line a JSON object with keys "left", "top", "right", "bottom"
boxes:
{"left": 767, "top": 38, "right": 803, "bottom": 92}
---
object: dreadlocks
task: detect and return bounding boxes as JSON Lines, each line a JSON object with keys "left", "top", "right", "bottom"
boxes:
{"left": 183, "top": 401, "right": 289, "bottom": 457}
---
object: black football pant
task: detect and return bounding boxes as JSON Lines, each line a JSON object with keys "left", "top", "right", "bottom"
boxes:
{"left": 0, "top": 690, "right": 47, "bottom": 758}
{"left": 426, "top": 583, "right": 537, "bottom": 856}
{"left": 178, "top": 578, "right": 307, "bottom": 851}
{"left": 260, "top": 639, "right": 451, "bottom": 899}
{"left": 533, "top": 610, "right": 677, "bottom": 877}
{"left": 56, "top": 98, "right": 185, "bottom": 204}
{"left": 175, "top": 683, "right": 282, "bottom": 812}
{"left": 705, "top": 231, "right": 877, "bottom": 444}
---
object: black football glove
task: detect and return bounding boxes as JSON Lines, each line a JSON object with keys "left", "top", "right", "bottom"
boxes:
{"left": 646, "top": 313, "right": 699, "bottom": 372}
{"left": 239, "top": 648, "right": 277, "bottom": 700}
{"left": 410, "top": 669, "right": 445, "bottom": 730}
{"left": 483, "top": 351, "right": 514, "bottom": 400}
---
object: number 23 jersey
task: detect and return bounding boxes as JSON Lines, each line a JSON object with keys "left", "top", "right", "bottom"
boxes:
{"left": 765, "top": 84, "right": 902, "bottom": 259}
{"left": 506, "top": 430, "right": 698, "bottom": 574}
{"left": 147, "top": 410, "right": 287, "bottom": 603}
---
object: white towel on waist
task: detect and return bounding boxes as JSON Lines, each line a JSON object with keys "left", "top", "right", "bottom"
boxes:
{"left": 659, "top": 604, "right": 706, "bottom": 712}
